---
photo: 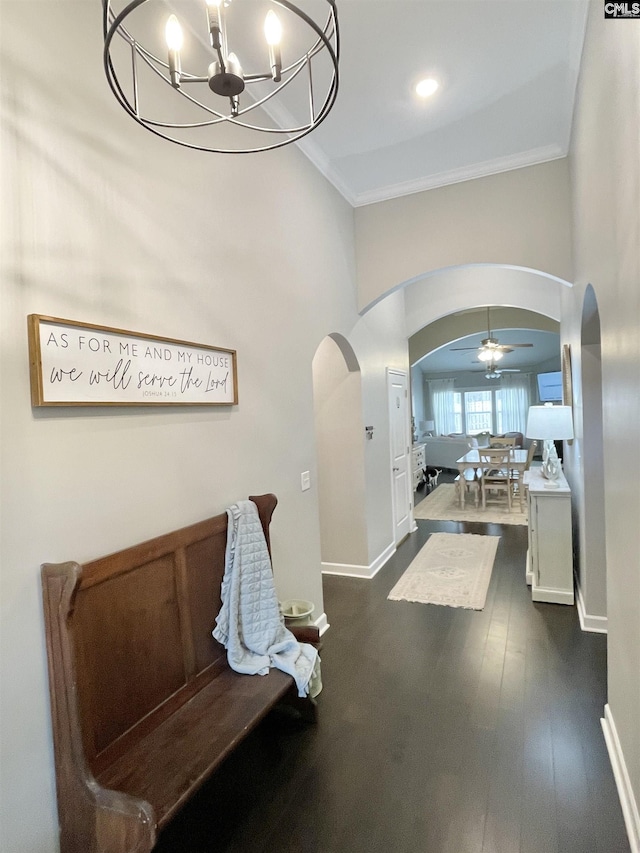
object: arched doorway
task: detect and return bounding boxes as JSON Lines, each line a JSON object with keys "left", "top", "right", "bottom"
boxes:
{"left": 312, "top": 334, "right": 369, "bottom": 575}
{"left": 577, "top": 284, "right": 607, "bottom": 632}
{"left": 409, "top": 305, "right": 561, "bottom": 448}
{"left": 352, "top": 264, "right": 569, "bottom": 578}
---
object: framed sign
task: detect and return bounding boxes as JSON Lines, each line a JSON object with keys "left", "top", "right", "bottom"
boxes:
{"left": 28, "top": 315, "right": 238, "bottom": 407}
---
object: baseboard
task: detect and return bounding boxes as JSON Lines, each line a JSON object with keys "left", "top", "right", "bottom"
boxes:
{"left": 602, "top": 704, "right": 640, "bottom": 852}
{"left": 321, "top": 541, "right": 395, "bottom": 579}
{"left": 530, "top": 584, "right": 574, "bottom": 605}
{"left": 314, "top": 612, "right": 330, "bottom": 636}
{"left": 575, "top": 576, "right": 608, "bottom": 634}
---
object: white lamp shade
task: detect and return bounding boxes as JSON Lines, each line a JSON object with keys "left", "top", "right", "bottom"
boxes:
{"left": 525, "top": 405, "right": 574, "bottom": 440}
{"left": 424, "top": 420, "right": 435, "bottom": 432}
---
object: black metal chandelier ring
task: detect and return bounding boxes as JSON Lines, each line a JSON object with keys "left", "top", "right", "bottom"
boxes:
{"left": 102, "top": 0, "right": 340, "bottom": 154}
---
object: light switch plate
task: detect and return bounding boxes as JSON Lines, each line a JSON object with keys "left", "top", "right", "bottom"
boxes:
{"left": 301, "top": 471, "right": 311, "bottom": 491}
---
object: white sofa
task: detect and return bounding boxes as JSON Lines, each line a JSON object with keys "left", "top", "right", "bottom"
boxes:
{"left": 422, "top": 434, "right": 490, "bottom": 470}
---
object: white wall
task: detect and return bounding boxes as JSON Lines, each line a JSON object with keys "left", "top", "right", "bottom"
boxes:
{"left": 411, "top": 363, "right": 426, "bottom": 432}
{"left": 355, "top": 159, "right": 573, "bottom": 312}
{"left": 0, "top": 3, "right": 368, "bottom": 850}
{"left": 404, "top": 265, "right": 564, "bottom": 340}
{"left": 349, "top": 290, "right": 409, "bottom": 566}
{"left": 565, "top": 2, "right": 640, "bottom": 843}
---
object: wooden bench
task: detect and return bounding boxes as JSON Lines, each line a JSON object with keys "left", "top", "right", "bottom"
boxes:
{"left": 41, "top": 494, "right": 319, "bottom": 853}
{"left": 454, "top": 468, "right": 482, "bottom": 507}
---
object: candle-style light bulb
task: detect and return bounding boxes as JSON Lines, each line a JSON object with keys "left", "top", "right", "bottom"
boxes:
{"left": 264, "top": 10, "right": 282, "bottom": 82}
{"left": 206, "top": 0, "right": 223, "bottom": 50}
{"left": 165, "top": 14, "right": 183, "bottom": 51}
{"left": 264, "top": 10, "right": 282, "bottom": 45}
{"left": 165, "top": 15, "right": 183, "bottom": 88}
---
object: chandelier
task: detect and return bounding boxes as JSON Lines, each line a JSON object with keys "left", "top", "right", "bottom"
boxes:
{"left": 102, "top": 0, "right": 340, "bottom": 154}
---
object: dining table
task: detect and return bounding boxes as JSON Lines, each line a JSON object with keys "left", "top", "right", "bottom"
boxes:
{"left": 455, "top": 448, "right": 529, "bottom": 511}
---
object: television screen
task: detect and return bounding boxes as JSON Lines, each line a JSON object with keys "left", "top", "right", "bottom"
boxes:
{"left": 537, "top": 371, "right": 562, "bottom": 402}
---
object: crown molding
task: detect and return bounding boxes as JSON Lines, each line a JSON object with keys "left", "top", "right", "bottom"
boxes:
{"left": 295, "top": 135, "right": 359, "bottom": 206}
{"left": 294, "top": 141, "right": 567, "bottom": 208}
{"left": 349, "top": 145, "right": 567, "bottom": 207}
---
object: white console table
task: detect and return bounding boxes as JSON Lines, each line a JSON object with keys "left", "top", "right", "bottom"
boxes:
{"left": 524, "top": 467, "right": 574, "bottom": 605}
{"left": 412, "top": 443, "right": 426, "bottom": 491}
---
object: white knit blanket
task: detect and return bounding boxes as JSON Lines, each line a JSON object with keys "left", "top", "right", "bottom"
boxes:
{"left": 212, "top": 500, "right": 318, "bottom": 697}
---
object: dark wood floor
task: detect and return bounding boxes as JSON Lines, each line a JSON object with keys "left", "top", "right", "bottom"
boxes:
{"left": 154, "top": 490, "right": 629, "bottom": 853}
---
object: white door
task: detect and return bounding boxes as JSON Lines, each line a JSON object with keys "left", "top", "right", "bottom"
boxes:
{"left": 388, "top": 369, "right": 412, "bottom": 544}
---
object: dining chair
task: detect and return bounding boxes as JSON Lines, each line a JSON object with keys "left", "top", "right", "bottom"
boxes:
{"left": 511, "top": 440, "right": 537, "bottom": 499}
{"left": 503, "top": 431, "right": 524, "bottom": 447}
{"left": 489, "top": 437, "right": 517, "bottom": 447}
{"left": 479, "top": 447, "right": 513, "bottom": 510}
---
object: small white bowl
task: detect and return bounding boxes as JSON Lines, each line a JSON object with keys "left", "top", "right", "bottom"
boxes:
{"left": 281, "top": 599, "right": 314, "bottom": 623}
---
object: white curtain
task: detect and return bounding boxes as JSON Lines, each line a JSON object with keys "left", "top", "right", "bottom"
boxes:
{"left": 498, "top": 373, "right": 530, "bottom": 433}
{"left": 429, "top": 378, "right": 457, "bottom": 435}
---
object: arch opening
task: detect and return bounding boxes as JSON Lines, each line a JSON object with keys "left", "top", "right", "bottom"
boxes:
{"left": 312, "top": 335, "right": 369, "bottom": 572}
{"left": 360, "top": 262, "right": 573, "bottom": 319}
{"left": 577, "top": 284, "right": 608, "bottom": 632}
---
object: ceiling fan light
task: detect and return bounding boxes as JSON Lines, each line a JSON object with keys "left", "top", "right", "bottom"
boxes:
{"left": 477, "top": 350, "right": 493, "bottom": 362}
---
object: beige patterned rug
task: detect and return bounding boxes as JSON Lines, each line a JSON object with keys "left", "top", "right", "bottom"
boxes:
{"left": 414, "top": 483, "right": 528, "bottom": 526}
{"left": 388, "top": 532, "right": 500, "bottom": 610}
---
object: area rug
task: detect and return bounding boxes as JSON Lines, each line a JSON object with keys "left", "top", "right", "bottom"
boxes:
{"left": 388, "top": 532, "right": 500, "bottom": 610}
{"left": 414, "top": 483, "right": 528, "bottom": 526}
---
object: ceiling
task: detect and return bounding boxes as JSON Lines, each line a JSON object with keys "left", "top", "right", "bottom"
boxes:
{"left": 299, "top": 0, "right": 589, "bottom": 207}
{"left": 415, "top": 327, "right": 560, "bottom": 375}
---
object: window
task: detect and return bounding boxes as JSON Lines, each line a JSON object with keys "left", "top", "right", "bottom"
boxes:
{"left": 495, "top": 392, "right": 504, "bottom": 434}
{"left": 464, "top": 390, "right": 493, "bottom": 433}
{"left": 454, "top": 390, "right": 494, "bottom": 434}
{"left": 432, "top": 377, "right": 530, "bottom": 437}
{"left": 452, "top": 392, "right": 463, "bottom": 433}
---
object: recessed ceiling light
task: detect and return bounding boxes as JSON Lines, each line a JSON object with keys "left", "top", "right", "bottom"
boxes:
{"left": 415, "top": 78, "right": 439, "bottom": 99}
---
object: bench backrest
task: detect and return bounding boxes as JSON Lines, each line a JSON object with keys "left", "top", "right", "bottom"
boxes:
{"left": 42, "top": 494, "right": 277, "bottom": 780}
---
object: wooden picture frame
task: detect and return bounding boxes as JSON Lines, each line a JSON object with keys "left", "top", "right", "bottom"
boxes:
{"left": 28, "top": 315, "right": 238, "bottom": 407}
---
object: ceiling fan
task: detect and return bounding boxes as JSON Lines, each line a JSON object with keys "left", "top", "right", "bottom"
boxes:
{"left": 476, "top": 363, "right": 521, "bottom": 380}
{"left": 470, "top": 353, "right": 521, "bottom": 379}
{"left": 449, "top": 307, "right": 534, "bottom": 362}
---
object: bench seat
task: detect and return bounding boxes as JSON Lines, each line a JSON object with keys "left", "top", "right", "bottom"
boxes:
{"left": 97, "top": 666, "right": 293, "bottom": 828}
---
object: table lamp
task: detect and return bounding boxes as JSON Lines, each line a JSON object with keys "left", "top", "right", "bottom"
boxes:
{"left": 525, "top": 404, "right": 574, "bottom": 487}
{"left": 422, "top": 420, "right": 435, "bottom": 436}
